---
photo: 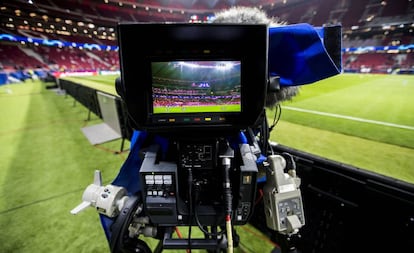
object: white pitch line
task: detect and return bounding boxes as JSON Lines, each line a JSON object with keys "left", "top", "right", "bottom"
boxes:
{"left": 282, "top": 106, "right": 414, "bottom": 131}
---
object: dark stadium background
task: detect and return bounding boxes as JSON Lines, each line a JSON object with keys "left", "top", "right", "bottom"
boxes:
{"left": 1, "top": 1, "right": 413, "bottom": 253}
{"left": 1, "top": 0, "right": 413, "bottom": 78}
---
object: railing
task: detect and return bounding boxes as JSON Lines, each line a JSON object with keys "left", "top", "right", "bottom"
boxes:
{"left": 58, "top": 78, "right": 133, "bottom": 151}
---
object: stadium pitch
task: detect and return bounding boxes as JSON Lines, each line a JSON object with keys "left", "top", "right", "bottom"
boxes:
{"left": 0, "top": 74, "right": 413, "bottom": 253}
{"left": 278, "top": 73, "right": 414, "bottom": 149}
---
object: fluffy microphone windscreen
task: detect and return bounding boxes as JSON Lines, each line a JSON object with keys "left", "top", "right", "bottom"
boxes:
{"left": 212, "top": 6, "right": 299, "bottom": 108}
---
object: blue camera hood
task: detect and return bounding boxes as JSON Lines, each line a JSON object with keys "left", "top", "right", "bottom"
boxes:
{"left": 269, "top": 23, "right": 342, "bottom": 86}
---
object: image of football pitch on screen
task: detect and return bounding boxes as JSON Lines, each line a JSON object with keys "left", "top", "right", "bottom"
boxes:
{"left": 151, "top": 61, "right": 241, "bottom": 114}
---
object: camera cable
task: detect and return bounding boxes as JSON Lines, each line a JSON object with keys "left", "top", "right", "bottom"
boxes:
{"left": 187, "top": 167, "right": 193, "bottom": 252}
{"left": 193, "top": 182, "right": 226, "bottom": 237}
{"left": 221, "top": 153, "right": 234, "bottom": 253}
{"left": 269, "top": 103, "right": 282, "bottom": 133}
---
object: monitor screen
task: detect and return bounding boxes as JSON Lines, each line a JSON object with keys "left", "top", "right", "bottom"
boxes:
{"left": 117, "top": 23, "right": 268, "bottom": 133}
{"left": 151, "top": 60, "right": 241, "bottom": 114}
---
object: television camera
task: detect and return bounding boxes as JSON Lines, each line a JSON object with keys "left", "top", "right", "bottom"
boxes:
{"left": 71, "top": 22, "right": 341, "bottom": 253}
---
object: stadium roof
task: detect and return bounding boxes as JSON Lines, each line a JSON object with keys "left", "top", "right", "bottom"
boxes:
{"left": 0, "top": 0, "right": 307, "bottom": 42}
{"left": 1, "top": 0, "right": 413, "bottom": 44}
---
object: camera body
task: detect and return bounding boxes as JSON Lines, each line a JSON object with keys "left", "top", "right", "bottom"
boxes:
{"left": 71, "top": 22, "right": 327, "bottom": 252}
{"left": 116, "top": 22, "right": 268, "bottom": 230}
{"left": 139, "top": 140, "right": 258, "bottom": 227}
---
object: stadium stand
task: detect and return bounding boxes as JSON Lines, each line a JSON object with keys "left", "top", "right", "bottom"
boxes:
{"left": 0, "top": 0, "right": 413, "bottom": 84}
{"left": 0, "top": 43, "right": 46, "bottom": 70}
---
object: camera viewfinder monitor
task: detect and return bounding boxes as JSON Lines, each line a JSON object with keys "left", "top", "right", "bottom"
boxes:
{"left": 117, "top": 23, "right": 268, "bottom": 134}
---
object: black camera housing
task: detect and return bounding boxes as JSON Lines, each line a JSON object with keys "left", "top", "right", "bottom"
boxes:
{"left": 115, "top": 23, "right": 265, "bottom": 249}
{"left": 117, "top": 23, "right": 268, "bottom": 135}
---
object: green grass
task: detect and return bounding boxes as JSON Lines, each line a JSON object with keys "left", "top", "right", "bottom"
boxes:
{"left": 0, "top": 81, "right": 127, "bottom": 252}
{"left": 277, "top": 74, "right": 414, "bottom": 148}
{"left": 71, "top": 75, "right": 119, "bottom": 86}
{"left": 62, "top": 75, "right": 119, "bottom": 95}
{"left": 270, "top": 121, "right": 414, "bottom": 183}
{"left": 154, "top": 104, "right": 240, "bottom": 113}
